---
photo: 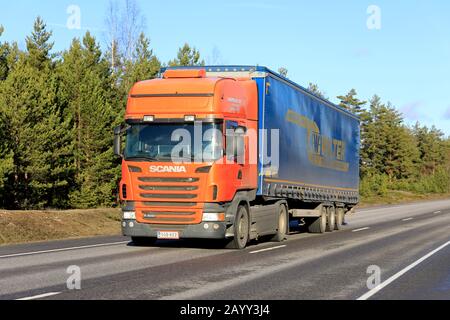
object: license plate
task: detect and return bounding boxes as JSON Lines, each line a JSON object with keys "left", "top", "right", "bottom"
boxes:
{"left": 157, "top": 231, "right": 180, "bottom": 240}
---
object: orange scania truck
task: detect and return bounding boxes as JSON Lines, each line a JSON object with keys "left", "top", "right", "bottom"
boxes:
{"left": 114, "top": 66, "right": 360, "bottom": 249}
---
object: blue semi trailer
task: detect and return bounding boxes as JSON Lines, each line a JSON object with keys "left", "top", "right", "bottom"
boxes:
{"left": 118, "top": 65, "right": 360, "bottom": 248}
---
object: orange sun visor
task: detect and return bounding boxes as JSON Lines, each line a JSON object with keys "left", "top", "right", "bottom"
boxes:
{"left": 163, "top": 69, "right": 207, "bottom": 79}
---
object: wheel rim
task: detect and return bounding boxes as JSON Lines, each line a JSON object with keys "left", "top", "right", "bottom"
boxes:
{"left": 279, "top": 206, "right": 287, "bottom": 235}
{"left": 328, "top": 207, "right": 336, "bottom": 230}
{"left": 237, "top": 207, "right": 249, "bottom": 246}
{"left": 336, "top": 208, "right": 344, "bottom": 228}
{"left": 320, "top": 207, "right": 327, "bottom": 232}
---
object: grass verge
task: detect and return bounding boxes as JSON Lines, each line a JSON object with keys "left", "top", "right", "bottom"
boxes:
{"left": 0, "top": 208, "right": 121, "bottom": 246}
{"left": 1, "top": 192, "right": 449, "bottom": 246}
{"left": 358, "top": 190, "right": 450, "bottom": 208}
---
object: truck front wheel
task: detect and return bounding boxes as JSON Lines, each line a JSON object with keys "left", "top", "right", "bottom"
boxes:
{"left": 225, "top": 205, "right": 250, "bottom": 249}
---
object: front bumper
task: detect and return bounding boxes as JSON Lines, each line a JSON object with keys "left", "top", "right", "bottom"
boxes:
{"left": 121, "top": 202, "right": 233, "bottom": 240}
{"left": 122, "top": 219, "right": 228, "bottom": 239}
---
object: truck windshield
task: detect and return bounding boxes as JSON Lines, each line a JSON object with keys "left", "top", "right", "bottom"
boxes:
{"left": 124, "top": 123, "right": 223, "bottom": 162}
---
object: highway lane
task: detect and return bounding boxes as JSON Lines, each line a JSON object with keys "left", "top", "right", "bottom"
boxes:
{"left": 368, "top": 243, "right": 450, "bottom": 300}
{"left": 0, "top": 199, "right": 449, "bottom": 300}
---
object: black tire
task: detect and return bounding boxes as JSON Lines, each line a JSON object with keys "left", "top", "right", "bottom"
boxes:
{"left": 326, "top": 206, "right": 336, "bottom": 232}
{"left": 131, "top": 236, "right": 157, "bottom": 246}
{"left": 308, "top": 206, "right": 327, "bottom": 234}
{"left": 335, "top": 208, "right": 345, "bottom": 230}
{"left": 270, "top": 203, "right": 288, "bottom": 242}
{"left": 225, "top": 205, "right": 250, "bottom": 249}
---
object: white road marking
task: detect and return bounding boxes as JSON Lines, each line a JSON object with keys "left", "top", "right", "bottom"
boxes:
{"left": 357, "top": 240, "right": 450, "bottom": 300}
{"left": 0, "top": 241, "right": 130, "bottom": 259}
{"left": 402, "top": 218, "right": 414, "bottom": 221}
{"left": 16, "top": 292, "right": 61, "bottom": 300}
{"left": 250, "top": 245, "right": 286, "bottom": 254}
{"left": 434, "top": 211, "right": 441, "bottom": 214}
{"left": 352, "top": 227, "right": 370, "bottom": 232}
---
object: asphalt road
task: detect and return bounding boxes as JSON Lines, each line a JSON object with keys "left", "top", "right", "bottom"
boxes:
{"left": 0, "top": 199, "right": 449, "bottom": 300}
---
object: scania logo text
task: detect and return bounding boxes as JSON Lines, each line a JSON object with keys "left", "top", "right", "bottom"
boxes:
{"left": 149, "top": 165, "right": 187, "bottom": 173}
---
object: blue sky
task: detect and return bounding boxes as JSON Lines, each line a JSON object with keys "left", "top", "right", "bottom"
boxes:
{"left": 1, "top": 0, "right": 450, "bottom": 136}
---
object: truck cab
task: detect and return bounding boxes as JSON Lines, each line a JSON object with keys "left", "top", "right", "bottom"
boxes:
{"left": 115, "top": 68, "right": 260, "bottom": 248}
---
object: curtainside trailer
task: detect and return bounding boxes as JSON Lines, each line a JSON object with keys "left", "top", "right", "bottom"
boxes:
{"left": 114, "top": 66, "right": 360, "bottom": 249}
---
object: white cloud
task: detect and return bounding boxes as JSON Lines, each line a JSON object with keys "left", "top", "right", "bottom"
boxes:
{"left": 399, "top": 101, "right": 425, "bottom": 121}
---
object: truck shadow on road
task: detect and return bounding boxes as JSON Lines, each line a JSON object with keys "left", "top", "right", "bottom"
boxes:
{"left": 126, "top": 238, "right": 245, "bottom": 250}
{"left": 125, "top": 223, "right": 310, "bottom": 250}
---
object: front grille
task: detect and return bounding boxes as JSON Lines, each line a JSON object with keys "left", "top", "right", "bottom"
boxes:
{"left": 137, "top": 176, "right": 199, "bottom": 201}
{"left": 144, "top": 217, "right": 196, "bottom": 223}
{"left": 136, "top": 175, "right": 201, "bottom": 224}
{"left": 138, "top": 207, "right": 201, "bottom": 224}
{"left": 143, "top": 211, "right": 195, "bottom": 217}
{"left": 140, "top": 193, "right": 197, "bottom": 199}
{"left": 143, "top": 202, "right": 197, "bottom": 207}
{"left": 139, "top": 185, "right": 198, "bottom": 191}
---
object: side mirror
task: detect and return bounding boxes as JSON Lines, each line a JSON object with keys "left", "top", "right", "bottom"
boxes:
{"left": 114, "top": 125, "right": 124, "bottom": 157}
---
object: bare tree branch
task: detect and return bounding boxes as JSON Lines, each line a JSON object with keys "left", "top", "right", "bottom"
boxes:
{"left": 104, "top": 0, "right": 146, "bottom": 70}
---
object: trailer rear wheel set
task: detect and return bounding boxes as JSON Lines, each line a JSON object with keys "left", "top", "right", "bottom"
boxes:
{"left": 227, "top": 202, "right": 347, "bottom": 249}
{"left": 306, "top": 205, "right": 346, "bottom": 234}
{"left": 335, "top": 208, "right": 345, "bottom": 230}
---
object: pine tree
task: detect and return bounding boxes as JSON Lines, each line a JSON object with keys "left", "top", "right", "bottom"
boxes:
{"left": 25, "top": 17, "right": 54, "bottom": 69}
{"left": 57, "top": 32, "right": 120, "bottom": 208}
{"left": 0, "top": 25, "right": 19, "bottom": 80}
{"left": 0, "top": 18, "right": 72, "bottom": 208}
{"left": 337, "top": 89, "right": 370, "bottom": 177}
{"left": 361, "top": 95, "right": 382, "bottom": 176}
{"left": 393, "top": 124, "right": 420, "bottom": 180}
{"left": 413, "top": 123, "right": 448, "bottom": 175}
{"left": 445, "top": 138, "right": 450, "bottom": 170}
{"left": 0, "top": 98, "right": 14, "bottom": 206}
{"left": 0, "top": 25, "right": 8, "bottom": 80}
{"left": 168, "top": 43, "right": 204, "bottom": 66}
{"left": 337, "top": 89, "right": 367, "bottom": 115}
{"left": 362, "top": 96, "right": 420, "bottom": 180}
{"left": 0, "top": 26, "right": 17, "bottom": 206}
{"left": 307, "top": 83, "right": 327, "bottom": 99}
{"left": 278, "top": 67, "right": 288, "bottom": 77}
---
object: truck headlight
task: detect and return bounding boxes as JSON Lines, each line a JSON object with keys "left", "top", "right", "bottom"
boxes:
{"left": 123, "top": 211, "right": 136, "bottom": 220}
{"left": 202, "top": 212, "right": 225, "bottom": 222}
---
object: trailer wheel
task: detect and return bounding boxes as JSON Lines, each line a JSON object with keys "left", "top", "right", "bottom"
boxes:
{"left": 225, "top": 205, "right": 249, "bottom": 249}
{"left": 308, "top": 205, "right": 327, "bottom": 234}
{"left": 326, "top": 206, "right": 336, "bottom": 232}
{"left": 335, "top": 208, "right": 345, "bottom": 230}
{"left": 131, "top": 236, "right": 157, "bottom": 246}
{"left": 270, "top": 203, "right": 288, "bottom": 242}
